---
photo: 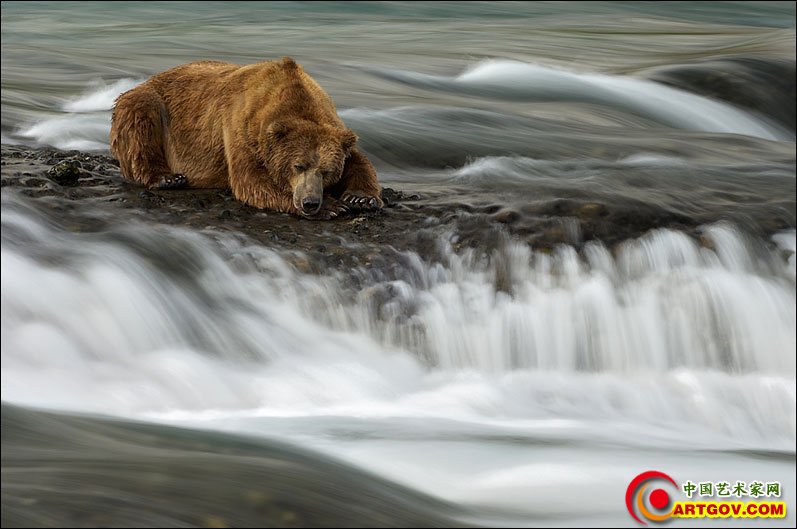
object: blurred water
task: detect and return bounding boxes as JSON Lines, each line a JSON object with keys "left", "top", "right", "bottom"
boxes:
{"left": 1, "top": 1, "right": 796, "bottom": 527}
{"left": 2, "top": 190, "right": 795, "bottom": 525}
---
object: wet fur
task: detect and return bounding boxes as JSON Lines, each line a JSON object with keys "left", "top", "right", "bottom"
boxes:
{"left": 110, "top": 58, "right": 382, "bottom": 214}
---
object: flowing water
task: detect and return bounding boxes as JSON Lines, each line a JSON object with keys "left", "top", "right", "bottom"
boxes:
{"left": 1, "top": 1, "right": 796, "bottom": 526}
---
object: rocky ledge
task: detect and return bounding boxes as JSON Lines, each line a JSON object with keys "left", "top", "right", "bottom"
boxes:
{"left": 2, "top": 144, "right": 791, "bottom": 274}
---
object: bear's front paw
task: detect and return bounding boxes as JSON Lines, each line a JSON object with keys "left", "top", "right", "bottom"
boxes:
{"left": 341, "top": 191, "right": 384, "bottom": 210}
{"left": 154, "top": 173, "right": 187, "bottom": 189}
{"left": 301, "top": 196, "right": 349, "bottom": 220}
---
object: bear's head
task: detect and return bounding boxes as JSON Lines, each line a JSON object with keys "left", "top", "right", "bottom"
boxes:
{"left": 261, "top": 120, "right": 357, "bottom": 216}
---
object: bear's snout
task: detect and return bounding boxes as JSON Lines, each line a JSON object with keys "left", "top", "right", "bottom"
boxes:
{"left": 293, "top": 169, "right": 324, "bottom": 216}
{"left": 301, "top": 197, "right": 321, "bottom": 214}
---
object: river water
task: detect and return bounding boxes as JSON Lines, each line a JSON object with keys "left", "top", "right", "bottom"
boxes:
{"left": 1, "top": 1, "right": 795, "bottom": 526}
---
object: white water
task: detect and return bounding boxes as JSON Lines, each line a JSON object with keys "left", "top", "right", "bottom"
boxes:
{"left": 370, "top": 59, "right": 791, "bottom": 141}
{"left": 17, "top": 78, "right": 141, "bottom": 151}
{"left": 62, "top": 78, "right": 142, "bottom": 113}
{"left": 1, "top": 192, "right": 795, "bottom": 524}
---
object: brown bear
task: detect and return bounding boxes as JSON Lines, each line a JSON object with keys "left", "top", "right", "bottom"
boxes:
{"left": 110, "top": 57, "right": 383, "bottom": 218}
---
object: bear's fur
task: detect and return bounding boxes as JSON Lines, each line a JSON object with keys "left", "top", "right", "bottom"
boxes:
{"left": 110, "top": 57, "right": 382, "bottom": 218}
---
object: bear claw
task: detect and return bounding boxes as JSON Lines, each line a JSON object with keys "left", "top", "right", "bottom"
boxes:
{"left": 156, "top": 174, "right": 187, "bottom": 189}
{"left": 341, "top": 191, "right": 382, "bottom": 210}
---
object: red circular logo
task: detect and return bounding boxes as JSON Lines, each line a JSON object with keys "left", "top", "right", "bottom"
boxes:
{"left": 626, "top": 471, "right": 678, "bottom": 524}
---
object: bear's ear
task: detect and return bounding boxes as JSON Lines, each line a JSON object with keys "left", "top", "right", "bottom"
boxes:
{"left": 266, "top": 121, "right": 290, "bottom": 140}
{"left": 340, "top": 129, "right": 358, "bottom": 152}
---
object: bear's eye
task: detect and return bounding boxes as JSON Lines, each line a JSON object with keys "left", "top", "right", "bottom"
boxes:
{"left": 294, "top": 163, "right": 307, "bottom": 172}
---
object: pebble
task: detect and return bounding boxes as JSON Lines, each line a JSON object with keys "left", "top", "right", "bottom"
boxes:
{"left": 47, "top": 160, "right": 82, "bottom": 186}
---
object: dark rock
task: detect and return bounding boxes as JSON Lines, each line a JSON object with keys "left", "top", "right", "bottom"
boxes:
{"left": 647, "top": 57, "right": 796, "bottom": 132}
{"left": 381, "top": 187, "right": 401, "bottom": 205}
{"left": 494, "top": 209, "right": 520, "bottom": 224}
{"left": 381, "top": 187, "right": 420, "bottom": 206}
{"left": 23, "top": 177, "right": 49, "bottom": 187}
{"left": 578, "top": 202, "right": 608, "bottom": 219}
{"left": 47, "top": 161, "right": 81, "bottom": 186}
